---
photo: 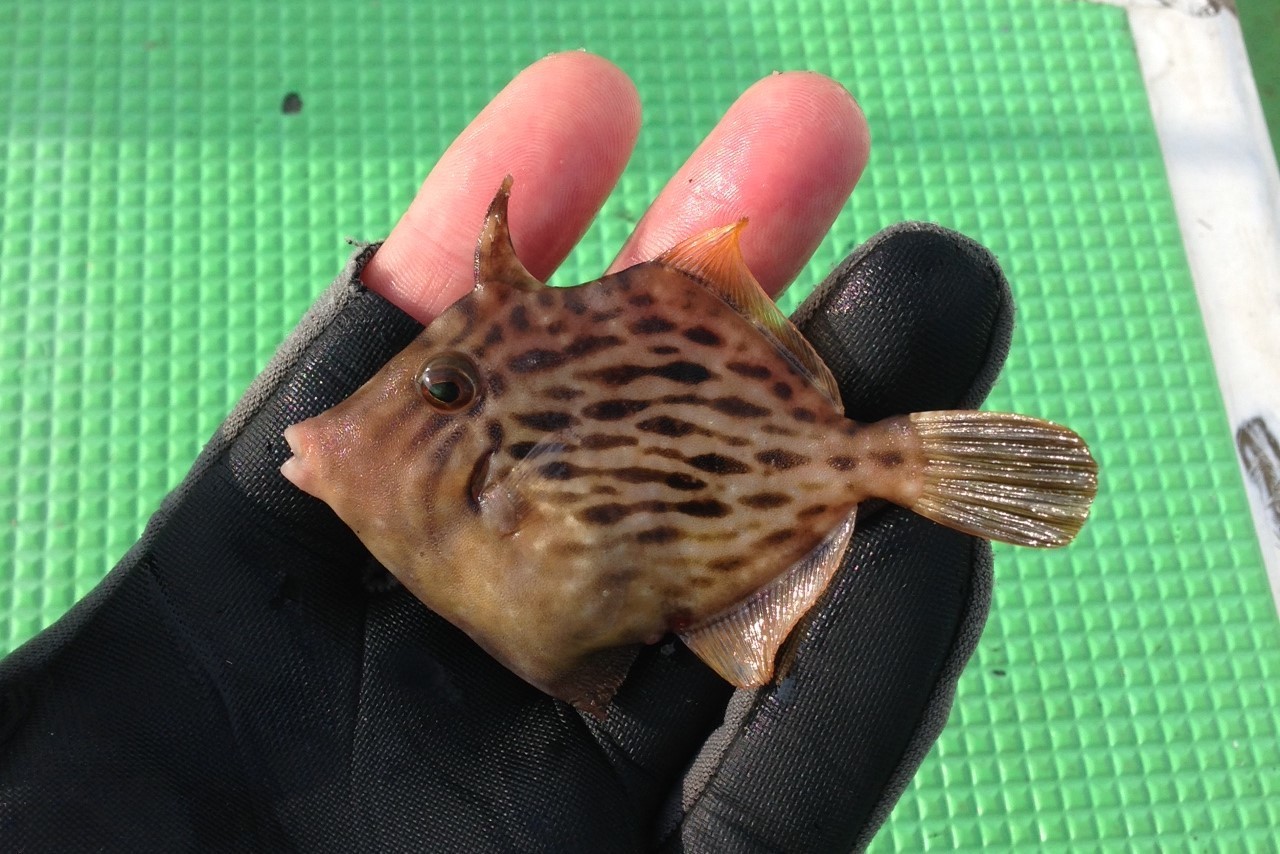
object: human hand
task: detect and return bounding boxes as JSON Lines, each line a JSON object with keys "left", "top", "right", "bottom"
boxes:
{"left": 0, "top": 53, "right": 1010, "bottom": 851}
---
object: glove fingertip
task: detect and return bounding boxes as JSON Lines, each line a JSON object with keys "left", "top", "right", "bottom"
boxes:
{"left": 793, "top": 223, "right": 1014, "bottom": 421}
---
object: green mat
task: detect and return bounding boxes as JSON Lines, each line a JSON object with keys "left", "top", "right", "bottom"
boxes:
{"left": 3, "top": 0, "right": 1277, "bottom": 848}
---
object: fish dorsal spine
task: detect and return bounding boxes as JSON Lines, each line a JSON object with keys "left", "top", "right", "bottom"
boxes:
{"left": 656, "top": 222, "right": 843, "bottom": 408}
{"left": 474, "top": 176, "right": 546, "bottom": 293}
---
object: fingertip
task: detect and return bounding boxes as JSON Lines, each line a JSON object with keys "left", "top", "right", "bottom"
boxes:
{"left": 361, "top": 51, "right": 641, "bottom": 324}
{"left": 609, "top": 71, "right": 869, "bottom": 293}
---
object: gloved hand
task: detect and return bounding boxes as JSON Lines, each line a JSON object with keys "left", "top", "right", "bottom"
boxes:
{"left": 0, "top": 55, "right": 1011, "bottom": 852}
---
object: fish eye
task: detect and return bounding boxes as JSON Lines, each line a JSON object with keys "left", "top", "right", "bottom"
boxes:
{"left": 417, "top": 352, "right": 482, "bottom": 412}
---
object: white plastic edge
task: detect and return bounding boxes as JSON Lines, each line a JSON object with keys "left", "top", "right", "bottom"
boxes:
{"left": 1130, "top": 7, "right": 1280, "bottom": 615}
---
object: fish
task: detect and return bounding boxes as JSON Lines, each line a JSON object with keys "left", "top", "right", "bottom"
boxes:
{"left": 280, "top": 177, "right": 1097, "bottom": 715}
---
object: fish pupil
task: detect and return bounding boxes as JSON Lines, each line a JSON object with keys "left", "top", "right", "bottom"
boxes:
{"left": 429, "top": 381, "right": 460, "bottom": 404}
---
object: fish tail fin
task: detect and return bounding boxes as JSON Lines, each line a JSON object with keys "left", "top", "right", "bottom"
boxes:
{"left": 856, "top": 411, "right": 1097, "bottom": 548}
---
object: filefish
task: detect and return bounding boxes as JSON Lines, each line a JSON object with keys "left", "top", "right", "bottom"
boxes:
{"left": 281, "top": 178, "right": 1097, "bottom": 715}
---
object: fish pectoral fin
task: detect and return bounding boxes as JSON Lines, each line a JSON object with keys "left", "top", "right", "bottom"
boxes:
{"left": 547, "top": 644, "right": 642, "bottom": 719}
{"left": 679, "top": 510, "right": 857, "bottom": 688}
{"left": 655, "top": 221, "right": 843, "bottom": 408}
{"left": 475, "top": 176, "right": 546, "bottom": 293}
{"left": 477, "top": 431, "right": 578, "bottom": 537}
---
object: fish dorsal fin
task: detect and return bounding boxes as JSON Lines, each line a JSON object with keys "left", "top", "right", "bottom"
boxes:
{"left": 679, "top": 510, "right": 856, "bottom": 688}
{"left": 657, "top": 222, "right": 843, "bottom": 408}
{"left": 475, "top": 176, "right": 545, "bottom": 293}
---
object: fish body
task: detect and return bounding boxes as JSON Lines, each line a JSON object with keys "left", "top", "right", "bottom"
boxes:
{"left": 283, "top": 179, "right": 1097, "bottom": 713}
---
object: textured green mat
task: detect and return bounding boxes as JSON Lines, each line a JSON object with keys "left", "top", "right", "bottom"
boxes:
{"left": 3, "top": 0, "right": 1277, "bottom": 849}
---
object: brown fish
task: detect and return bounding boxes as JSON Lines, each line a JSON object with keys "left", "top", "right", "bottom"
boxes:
{"left": 281, "top": 178, "right": 1097, "bottom": 714}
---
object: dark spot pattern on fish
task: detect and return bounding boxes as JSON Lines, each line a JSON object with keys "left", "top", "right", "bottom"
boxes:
{"left": 482, "top": 324, "right": 504, "bottom": 348}
{"left": 759, "top": 528, "right": 796, "bottom": 546}
{"left": 710, "top": 396, "right": 771, "bottom": 418}
{"left": 827, "top": 455, "right": 858, "bottom": 471}
{"left": 487, "top": 371, "right": 506, "bottom": 398}
{"left": 674, "top": 498, "right": 730, "bottom": 518}
{"left": 637, "top": 415, "right": 699, "bottom": 438}
{"left": 537, "top": 461, "right": 576, "bottom": 480}
{"left": 580, "top": 501, "right": 659, "bottom": 525}
{"left": 636, "top": 526, "right": 680, "bottom": 544}
{"left": 547, "top": 320, "right": 567, "bottom": 336}
{"left": 798, "top": 504, "right": 829, "bottom": 518}
{"left": 756, "top": 449, "right": 809, "bottom": 469}
{"left": 740, "top": 492, "right": 792, "bottom": 509}
{"left": 564, "top": 334, "right": 624, "bottom": 358}
{"left": 629, "top": 316, "right": 676, "bottom": 335}
{"left": 544, "top": 385, "right": 583, "bottom": 401}
{"left": 509, "top": 348, "right": 567, "bottom": 373}
{"left": 509, "top": 304, "right": 530, "bottom": 332}
{"left": 443, "top": 304, "right": 478, "bottom": 347}
{"left": 410, "top": 410, "right": 454, "bottom": 449}
{"left": 727, "top": 361, "right": 770, "bottom": 379}
{"left": 872, "top": 451, "right": 904, "bottom": 468}
{"left": 591, "top": 308, "right": 623, "bottom": 323}
{"left": 683, "top": 326, "right": 723, "bottom": 346}
{"left": 628, "top": 293, "right": 655, "bottom": 307}
{"left": 653, "top": 393, "right": 769, "bottom": 419}
{"left": 431, "top": 424, "right": 467, "bottom": 472}
{"left": 585, "top": 361, "right": 712, "bottom": 387}
{"left": 615, "top": 467, "right": 706, "bottom": 491}
{"left": 578, "top": 497, "right": 730, "bottom": 525}
{"left": 582, "top": 399, "right": 651, "bottom": 421}
{"left": 486, "top": 419, "right": 504, "bottom": 449}
{"left": 514, "top": 411, "right": 577, "bottom": 431}
{"left": 579, "top": 433, "right": 638, "bottom": 450}
{"left": 507, "top": 441, "right": 539, "bottom": 460}
{"left": 536, "top": 290, "right": 555, "bottom": 308}
{"left": 522, "top": 456, "right": 706, "bottom": 491}
{"left": 562, "top": 290, "right": 588, "bottom": 315}
{"left": 708, "top": 555, "right": 747, "bottom": 572}
{"left": 771, "top": 382, "right": 793, "bottom": 401}
{"left": 650, "top": 345, "right": 680, "bottom": 355}
{"left": 792, "top": 407, "right": 817, "bottom": 423}
{"left": 685, "top": 453, "right": 751, "bottom": 475}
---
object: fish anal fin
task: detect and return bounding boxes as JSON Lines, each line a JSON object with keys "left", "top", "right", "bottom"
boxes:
{"left": 475, "top": 176, "right": 545, "bottom": 293}
{"left": 679, "top": 511, "right": 857, "bottom": 688}
{"left": 550, "top": 644, "right": 642, "bottom": 719}
{"left": 656, "top": 222, "right": 843, "bottom": 408}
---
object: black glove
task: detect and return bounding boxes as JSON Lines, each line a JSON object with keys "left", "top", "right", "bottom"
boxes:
{"left": 0, "top": 222, "right": 1010, "bottom": 852}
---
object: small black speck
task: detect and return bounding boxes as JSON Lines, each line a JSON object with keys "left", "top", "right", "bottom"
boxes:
{"left": 992, "top": 669, "right": 1007, "bottom": 677}
{"left": 281, "top": 92, "right": 303, "bottom": 114}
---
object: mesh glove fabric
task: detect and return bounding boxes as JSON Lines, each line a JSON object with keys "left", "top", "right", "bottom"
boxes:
{"left": 0, "top": 222, "right": 1011, "bottom": 852}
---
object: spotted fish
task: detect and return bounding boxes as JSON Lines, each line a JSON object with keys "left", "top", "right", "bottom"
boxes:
{"left": 281, "top": 178, "right": 1097, "bottom": 715}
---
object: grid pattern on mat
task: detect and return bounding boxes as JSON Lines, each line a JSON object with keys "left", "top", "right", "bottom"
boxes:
{"left": 2, "top": 1, "right": 1276, "bottom": 849}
